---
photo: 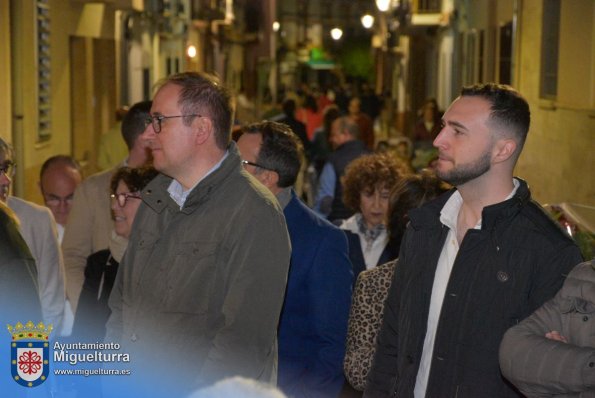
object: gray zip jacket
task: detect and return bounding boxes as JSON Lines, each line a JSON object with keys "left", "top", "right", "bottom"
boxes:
{"left": 500, "top": 259, "right": 595, "bottom": 397}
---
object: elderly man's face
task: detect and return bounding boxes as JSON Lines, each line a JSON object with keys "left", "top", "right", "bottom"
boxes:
{"left": 40, "top": 164, "right": 82, "bottom": 226}
{"left": 0, "top": 150, "right": 13, "bottom": 202}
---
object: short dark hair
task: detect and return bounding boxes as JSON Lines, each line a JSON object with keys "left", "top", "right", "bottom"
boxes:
{"left": 121, "top": 101, "right": 152, "bottom": 150}
{"left": 322, "top": 105, "right": 341, "bottom": 133}
{"left": 387, "top": 170, "right": 450, "bottom": 245}
{"left": 110, "top": 166, "right": 159, "bottom": 195}
{"left": 159, "top": 72, "right": 234, "bottom": 150}
{"left": 282, "top": 99, "right": 297, "bottom": 117}
{"left": 337, "top": 116, "right": 360, "bottom": 139}
{"left": 39, "top": 155, "right": 81, "bottom": 181}
{"left": 461, "top": 83, "right": 530, "bottom": 153}
{"left": 241, "top": 121, "right": 304, "bottom": 188}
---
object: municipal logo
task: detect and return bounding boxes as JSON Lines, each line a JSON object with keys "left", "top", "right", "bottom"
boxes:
{"left": 7, "top": 321, "right": 53, "bottom": 387}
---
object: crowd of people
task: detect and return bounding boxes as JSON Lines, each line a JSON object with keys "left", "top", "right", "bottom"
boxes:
{"left": 0, "top": 75, "right": 590, "bottom": 398}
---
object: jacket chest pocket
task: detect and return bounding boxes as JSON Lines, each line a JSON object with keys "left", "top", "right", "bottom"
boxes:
{"left": 162, "top": 241, "right": 218, "bottom": 314}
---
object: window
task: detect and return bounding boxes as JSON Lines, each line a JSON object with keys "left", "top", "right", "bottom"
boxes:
{"left": 498, "top": 21, "right": 513, "bottom": 85}
{"left": 540, "top": 0, "right": 560, "bottom": 99}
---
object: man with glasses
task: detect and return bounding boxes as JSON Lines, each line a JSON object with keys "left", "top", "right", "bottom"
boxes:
{"left": 0, "top": 137, "right": 66, "bottom": 333}
{"left": 38, "top": 155, "right": 82, "bottom": 243}
{"left": 105, "top": 72, "right": 291, "bottom": 396}
{"left": 237, "top": 121, "right": 353, "bottom": 398}
{"left": 62, "top": 100, "right": 151, "bottom": 315}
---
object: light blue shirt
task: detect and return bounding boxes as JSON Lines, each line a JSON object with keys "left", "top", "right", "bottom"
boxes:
{"left": 313, "top": 162, "right": 336, "bottom": 217}
{"left": 167, "top": 150, "right": 229, "bottom": 209}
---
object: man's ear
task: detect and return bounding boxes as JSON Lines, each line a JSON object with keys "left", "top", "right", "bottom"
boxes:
{"left": 492, "top": 138, "right": 517, "bottom": 164}
{"left": 194, "top": 117, "right": 212, "bottom": 145}
{"left": 262, "top": 169, "right": 280, "bottom": 190}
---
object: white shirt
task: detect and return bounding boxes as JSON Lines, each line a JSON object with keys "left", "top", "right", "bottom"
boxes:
{"left": 56, "top": 223, "right": 65, "bottom": 244}
{"left": 413, "top": 179, "right": 519, "bottom": 397}
{"left": 340, "top": 214, "right": 388, "bottom": 270}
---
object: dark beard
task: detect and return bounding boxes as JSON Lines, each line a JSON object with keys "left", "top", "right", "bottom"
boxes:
{"left": 436, "top": 149, "right": 492, "bottom": 186}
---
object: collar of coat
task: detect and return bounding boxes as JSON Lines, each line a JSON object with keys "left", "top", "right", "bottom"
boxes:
{"left": 140, "top": 141, "right": 242, "bottom": 215}
{"left": 408, "top": 177, "right": 532, "bottom": 232}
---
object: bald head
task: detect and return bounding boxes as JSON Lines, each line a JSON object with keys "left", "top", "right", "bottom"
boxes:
{"left": 39, "top": 156, "right": 82, "bottom": 226}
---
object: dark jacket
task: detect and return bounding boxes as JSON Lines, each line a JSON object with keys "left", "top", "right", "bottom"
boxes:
{"left": 364, "top": 178, "right": 583, "bottom": 398}
{"left": 327, "top": 140, "right": 369, "bottom": 222}
{"left": 345, "top": 231, "right": 399, "bottom": 283}
{"left": 72, "top": 249, "right": 119, "bottom": 342}
{"left": 278, "top": 191, "right": 353, "bottom": 397}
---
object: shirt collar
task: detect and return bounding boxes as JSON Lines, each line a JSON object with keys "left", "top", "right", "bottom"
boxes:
{"left": 167, "top": 150, "right": 229, "bottom": 209}
{"left": 440, "top": 178, "right": 520, "bottom": 231}
{"left": 276, "top": 187, "right": 292, "bottom": 209}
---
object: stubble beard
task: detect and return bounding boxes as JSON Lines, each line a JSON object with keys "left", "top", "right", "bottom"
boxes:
{"left": 436, "top": 148, "right": 492, "bottom": 187}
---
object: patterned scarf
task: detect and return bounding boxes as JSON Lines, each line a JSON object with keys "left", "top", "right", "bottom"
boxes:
{"left": 356, "top": 213, "right": 385, "bottom": 252}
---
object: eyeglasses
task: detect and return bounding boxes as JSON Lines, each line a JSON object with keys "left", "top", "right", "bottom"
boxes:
{"left": 110, "top": 192, "right": 141, "bottom": 207}
{"left": 44, "top": 195, "right": 74, "bottom": 207}
{"left": 0, "top": 161, "right": 16, "bottom": 178}
{"left": 241, "top": 160, "right": 275, "bottom": 172}
{"left": 144, "top": 114, "right": 201, "bottom": 134}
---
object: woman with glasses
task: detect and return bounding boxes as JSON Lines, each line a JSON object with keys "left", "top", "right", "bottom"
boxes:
{"left": 72, "top": 166, "right": 157, "bottom": 342}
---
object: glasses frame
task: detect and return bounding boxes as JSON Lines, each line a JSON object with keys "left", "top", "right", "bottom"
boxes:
{"left": 110, "top": 192, "right": 141, "bottom": 208}
{"left": 145, "top": 114, "right": 202, "bottom": 134}
{"left": 0, "top": 161, "right": 16, "bottom": 178}
{"left": 241, "top": 160, "right": 275, "bottom": 172}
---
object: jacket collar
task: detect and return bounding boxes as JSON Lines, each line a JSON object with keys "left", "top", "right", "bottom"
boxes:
{"left": 409, "top": 177, "right": 531, "bottom": 231}
{"left": 141, "top": 141, "right": 242, "bottom": 214}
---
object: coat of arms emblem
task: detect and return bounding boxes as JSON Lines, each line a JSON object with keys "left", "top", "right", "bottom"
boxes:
{"left": 7, "top": 321, "right": 53, "bottom": 387}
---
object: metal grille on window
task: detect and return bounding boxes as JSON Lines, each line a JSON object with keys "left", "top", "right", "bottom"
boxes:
{"left": 37, "top": 0, "right": 51, "bottom": 142}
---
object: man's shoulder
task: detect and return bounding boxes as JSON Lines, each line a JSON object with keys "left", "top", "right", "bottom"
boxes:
{"left": 286, "top": 196, "right": 342, "bottom": 234}
{"left": 77, "top": 167, "right": 115, "bottom": 194}
{"left": 515, "top": 200, "right": 577, "bottom": 246}
{"left": 7, "top": 196, "right": 53, "bottom": 221}
{"left": 215, "top": 171, "right": 284, "bottom": 220}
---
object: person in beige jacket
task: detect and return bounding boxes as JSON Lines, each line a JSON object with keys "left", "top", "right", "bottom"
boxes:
{"left": 500, "top": 259, "right": 594, "bottom": 397}
{"left": 62, "top": 100, "right": 151, "bottom": 313}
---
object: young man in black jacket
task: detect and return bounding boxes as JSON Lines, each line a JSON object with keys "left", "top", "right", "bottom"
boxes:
{"left": 364, "top": 83, "right": 583, "bottom": 398}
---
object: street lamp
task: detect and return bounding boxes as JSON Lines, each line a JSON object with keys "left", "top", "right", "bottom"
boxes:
{"left": 272, "top": 21, "right": 280, "bottom": 32}
{"left": 186, "top": 45, "right": 197, "bottom": 58}
{"left": 330, "top": 27, "right": 343, "bottom": 40}
{"left": 376, "top": 0, "right": 391, "bottom": 12}
{"left": 361, "top": 14, "right": 374, "bottom": 29}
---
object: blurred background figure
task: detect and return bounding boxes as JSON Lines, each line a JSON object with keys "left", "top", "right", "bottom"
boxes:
{"left": 279, "top": 98, "right": 310, "bottom": 153}
{"left": 307, "top": 105, "right": 341, "bottom": 206}
{"left": 38, "top": 155, "right": 82, "bottom": 243}
{"left": 97, "top": 106, "right": 130, "bottom": 171}
{"left": 412, "top": 98, "right": 441, "bottom": 148}
{"left": 72, "top": 166, "right": 157, "bottom": 343}
{"left": 63, "top": 100, "right": 152, "bottom": 316}
{"left": 314, "top": 116, "right": 369, "bottom": 222}
{"left": 343, "top": 171, "right": 449, "bottom": 394}
{"left": 339, "top": 153, "right": 403, "bottom": 281}
{"left": 296, "top": 94, "right": 323, "bottom": 141}
{"left": 1, "top": 137, "right": 65, "bottom": 332}
{"left": 348, "top": 97, "right": 374, "bottom": 151}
